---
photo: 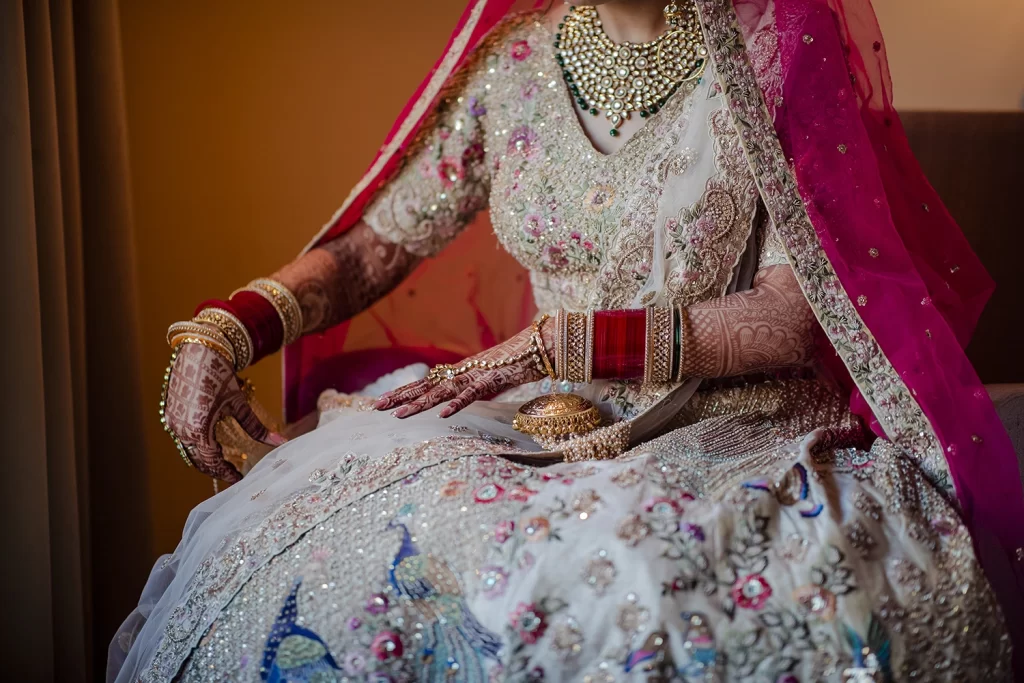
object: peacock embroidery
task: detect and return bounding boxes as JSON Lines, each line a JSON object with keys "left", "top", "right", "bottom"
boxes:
{"left": 385, "top": 519, "right": 503, "bottom": 680}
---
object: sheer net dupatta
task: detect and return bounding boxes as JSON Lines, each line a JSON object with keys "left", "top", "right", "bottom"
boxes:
{"left": 282, "top": 0, "right": 546, "bottom": 421}
{"left": 728, "top": 0, "right": 1024, "bottom": 666}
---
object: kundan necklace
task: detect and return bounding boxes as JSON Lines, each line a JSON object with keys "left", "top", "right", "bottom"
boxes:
{"left": 554, "top": 3, "right": 708, "bottom": 137}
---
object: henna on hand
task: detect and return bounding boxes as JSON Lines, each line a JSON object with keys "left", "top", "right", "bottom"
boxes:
{"left": 164, "top": 342, "right": 276, "bottom": 482}
{"left": 680, "top": 264, "right": 815, "bottom": 378}
{"left": 375, "top": 325, "right": 551, "bottom": 419}
{"left": 270, "top": 222, "right": 421, "bottom": 335}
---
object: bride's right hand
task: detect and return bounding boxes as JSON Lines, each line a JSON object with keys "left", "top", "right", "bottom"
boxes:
{"left": 163, "top": 342, "right": 281, "bottom": 483}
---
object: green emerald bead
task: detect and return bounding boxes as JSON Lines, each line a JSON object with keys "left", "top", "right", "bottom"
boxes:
{"left": 609, "top": 128, "right": 619, "bottom": 137}
{"left": 639, "top": 111, "right": 648, "bottom": 118}
{"left": 576, "top": 97, "right": 586, "bottom": 106}
{"left": 589, "top": 107, "right": 598, "bottom": 116}
{"left": 649, "top": 105, "right": 659, "bottom": 114}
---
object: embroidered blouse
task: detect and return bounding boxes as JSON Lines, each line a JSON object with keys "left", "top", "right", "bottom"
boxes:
{"left": 364, "top": 13, "right": 788, "bottom": 315}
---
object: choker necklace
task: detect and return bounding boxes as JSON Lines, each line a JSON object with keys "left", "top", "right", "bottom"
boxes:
{"left": 554, "top": 3, "right": 707, "bottom": 137}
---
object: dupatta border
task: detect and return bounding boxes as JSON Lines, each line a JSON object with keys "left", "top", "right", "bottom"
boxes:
{"left": 694, "top": 0, "right": 953, "bottom": 496}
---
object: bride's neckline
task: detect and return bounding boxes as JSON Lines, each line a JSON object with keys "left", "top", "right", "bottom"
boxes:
{"left": 532, "top": 17, "right": 691, "bottom": 159}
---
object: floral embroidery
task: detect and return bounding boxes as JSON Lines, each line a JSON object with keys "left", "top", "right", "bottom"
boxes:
{"left": 616, "top": 513, "right": 651, "bottom": 547}
{"left": 550, "top": 616, "right": 585, "bottom": 660}
{"left": 509, "top": 602, "right": 548, "bottom": 644}
{"left": 510, "top": 39, "right": 532, "bottom": 61}
{"left": 792, "top": 584, "right": 837, "bottom": 621}
{"left": 474, "top": 482, "right": 505, "bottom": 503}
{"left": 439, "top": 479, "right": 467, "bottom": 497}
{"left": 581, "top": 551, "right": 617, "bottom": 594}
{"left": 480, "top": 565, "right": 510, "bottom": 598}
{"left": 495, "top": 520, "right": 516, "bottom": 544}
{"left": 365, "top": 593, "right": 389, "bottom": 615}
{"left": 520, "top": 515, "right": 551, "bottom": 542}
{"left": 369, "top": 630, "right": 404, "bottom": 660}
{"left": 583, "top": 185, "right": 616, "bottom": 212}
{"left": 732, "top": 574, "right": 773, "bottom": 610}
{"left": 507, "top": 125, "right": 541, "bottom": 160}
{"left": 571, "top": 489, "right": 601, "bottom": 517}
{"left": 665, "top": 108, "right": 758, "bottom": 305}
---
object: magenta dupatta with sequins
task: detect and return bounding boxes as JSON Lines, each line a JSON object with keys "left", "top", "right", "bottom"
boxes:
{"left": 285, "top": 0, "right": 1024, "bottom": 658}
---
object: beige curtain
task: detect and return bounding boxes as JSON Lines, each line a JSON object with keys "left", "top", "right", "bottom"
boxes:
{"left": 0, "top": 1, "right": 152, "bottom": 679}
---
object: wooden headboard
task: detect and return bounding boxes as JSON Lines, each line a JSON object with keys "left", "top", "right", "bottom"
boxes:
{"left": 902, "top": 112, "right": 1024, "bottom": 384}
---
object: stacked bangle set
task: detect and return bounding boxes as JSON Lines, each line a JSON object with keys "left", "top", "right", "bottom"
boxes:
{"left": 166, "top": 278, "right": 302, "bottom": 372}
{"left": 552, "top": 305, "right": 689, "bottom": 384}
{"left": 427, "top": 305, "right": 689, "bottom": 389}
{"left": 161, "top": 278, "right": 302, "bottom": 468}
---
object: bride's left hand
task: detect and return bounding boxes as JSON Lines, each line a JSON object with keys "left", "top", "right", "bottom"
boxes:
{"left": 373, "top": 322, "right": 555, "bottom": 419}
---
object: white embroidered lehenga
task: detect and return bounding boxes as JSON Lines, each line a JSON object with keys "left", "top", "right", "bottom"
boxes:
{"left": 110, "top": 13, "right": 1011, "bottom": 683}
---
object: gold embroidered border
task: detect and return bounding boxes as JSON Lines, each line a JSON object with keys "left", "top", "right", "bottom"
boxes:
{"left": 300, "top": 0, "right": 490, "bottom": 256}
{"left": 694, "top": 0, "right": 952, "bottom": 496}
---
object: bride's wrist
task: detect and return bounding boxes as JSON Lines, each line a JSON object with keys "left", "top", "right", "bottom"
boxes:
{"left": 167, "top": 277, "right": 303, "bottom": 372}
{"left": 551, "top": 306, "right": 681, "bottom": 384}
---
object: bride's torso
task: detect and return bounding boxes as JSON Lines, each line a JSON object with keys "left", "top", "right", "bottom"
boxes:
{"left": 364, "top": 13, "right": 779, "bottom": 315}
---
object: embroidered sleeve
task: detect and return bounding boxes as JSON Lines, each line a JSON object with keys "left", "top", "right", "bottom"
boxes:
{"left": 756, "top": 209, "right": 789, "bottom": 269}
{"left": 362, "top": 53, "right": 492, "bottom": 258}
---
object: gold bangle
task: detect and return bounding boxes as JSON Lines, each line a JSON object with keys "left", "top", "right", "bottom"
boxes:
{"left": 584, "top": 309, "right": 595, "bottom": 383}
{"left": 195, "top": 307, "right": 253, "bottom": 370}
{"left": 555, "top": 309, "right": 568, "bottom": 381}
{"left": 644, "top": 306, "right": 673, "bottom": 384}
{"left": 166, "top": 320, "right": 231, "bottom": 349}
{"left": 169, "top": 333, "right": 236, "bottom": 367}
{"left": 675, "top": 306, "right": 691, "bottom": 382}
{"left": 245, "top": 278, "right": 303, "bottom": 345}
{"left": 565, "top": 312, "right": 587, "bottom": 384}
{"left": 531, "top": 314, "right": 556, "bottom": 381}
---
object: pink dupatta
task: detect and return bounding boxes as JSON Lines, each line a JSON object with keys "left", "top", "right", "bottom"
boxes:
{"left": 285, "top": 0, "right": 1024, "bottom": 662}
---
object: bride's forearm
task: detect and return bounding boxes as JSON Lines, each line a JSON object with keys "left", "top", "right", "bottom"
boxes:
{"left": 271, "top": 221, "right": 421, "bottom": 335}
{"left": 679, "top": 265, "right": 815, "bottom": 378}
{"left": 548, "top": 265, "right": 815, "bottom": 383}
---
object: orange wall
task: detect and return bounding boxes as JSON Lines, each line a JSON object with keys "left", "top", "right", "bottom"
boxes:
{"left": 119, "top": 0, "right": 470, "bottom": 556}
{"left": 118, "top": 0, "right": 1022, "bottom": 558}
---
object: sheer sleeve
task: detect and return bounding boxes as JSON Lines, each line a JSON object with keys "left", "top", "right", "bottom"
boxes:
{"left": 362, "top": 51, "right": 492, "bottom": 258}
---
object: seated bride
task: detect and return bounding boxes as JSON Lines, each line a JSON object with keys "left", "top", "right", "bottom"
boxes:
{"left": 110, "top": 0, "right": 1024, "bottom": 681}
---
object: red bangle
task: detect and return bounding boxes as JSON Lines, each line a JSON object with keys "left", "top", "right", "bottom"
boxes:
{"left": 592, "top": 309, "right": 646, "bottom": 380}
{"left": 195, "top": 292, "right": 284, "bottom": 365}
